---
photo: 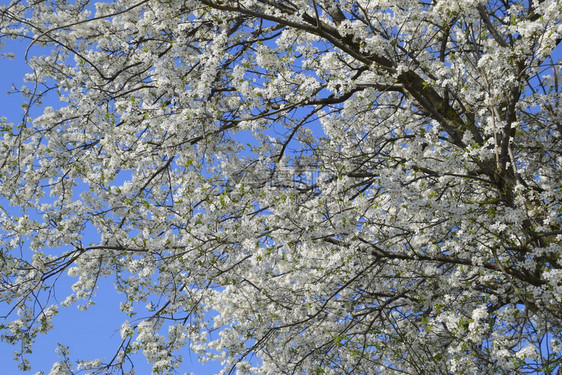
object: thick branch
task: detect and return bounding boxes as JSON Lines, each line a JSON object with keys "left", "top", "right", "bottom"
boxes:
{"left": 476, "top": 3, "right": 509, "bottom": 48}
{"left": 323, "top": 237, "right": 544, "bottom": 287}
{"left": 398, "top": 70, "right": 484, "bottom": 147}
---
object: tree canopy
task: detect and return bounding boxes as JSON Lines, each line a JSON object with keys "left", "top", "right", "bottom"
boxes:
{"left": 0, "top": 0, "right": 561, "bottom": 373}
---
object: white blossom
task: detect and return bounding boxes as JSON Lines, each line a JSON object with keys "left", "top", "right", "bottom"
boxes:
{"left": 0, "top": 0, "right": 560, "bottom": 373}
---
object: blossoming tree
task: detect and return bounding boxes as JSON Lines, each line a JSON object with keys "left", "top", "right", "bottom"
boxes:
{"left": 0, "top": 0, "right": 561, "bottom": 373}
